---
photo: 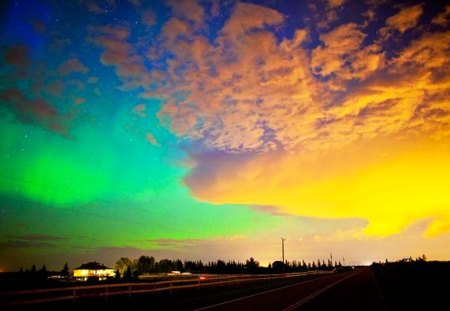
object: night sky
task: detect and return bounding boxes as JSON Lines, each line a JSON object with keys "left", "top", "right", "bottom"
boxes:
{"left": 1, "top": 0, "right": 450, "bottom": 271}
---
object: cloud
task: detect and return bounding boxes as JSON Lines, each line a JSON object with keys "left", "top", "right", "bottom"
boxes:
{"left": 91, "top": 25, "right": 150, "bottom": 90}
{"left": 132, "top": 104, "right": 146, "bottom": 118}
{"left": 0, "top": 234, "right": 67, "bottom": 249}
{"left": 177, "top": 20, "right": 450, "bottom": 237}
{"left": 311, "top": 23, "right": 383, "bottom": 81}
{"left": 432, "top": 5, "right": 450, "bottom": 26}
{"left": 146, "top": 132, "right": 158, "bottom": 145}
{"left": 4, "top": 45, "right": 30, "bottom": 68}
{"left": 74, "top": 97, "right": 86, "bottom": 105}
{"left": 148, "top": 238, "right": 202, "bottom": 248}
{"left": 57, "top": 58, "right": 89, "bottom": 76}
{"left": 86, "top": 1, "right": 105, "bottom": 14}
{"left": 166, "top": 0, "right": 205, "bottom": 26}
{"left": 142, "top": 10, "right": 156, "bottom": 27}
{"left": 0, "top": 88, "right": 72, "bottom": 136}
{"left": 328, "top": 0, "right": 347, "bottom": 8}
{"left": 46, "top": 80, "right": 63, "bottom": 96}
{"left": 379, "top": 4, "right": 423, "bottom": 39}
{"left": 185, "top": 137, "right": 450, "bottom": 237}
{"left": 386, "top": 4, "right": 423, "bottom": 33}
{"left": 1, "top": 45, "right": 85, "bottom": 138}
{"left": 156, "top": 2, "right": 317, "bottom": 153}
{"left": 83, "top": 2, "right": 450, "bottom": 238}
{"left": 19, "top": 234, "right": 67, "bottom": 241}
{"left": 210, "top": 0, "right": 220, "bottom": 17}
{"left": 222, "top": 2, "right": 284, "bottom": 36}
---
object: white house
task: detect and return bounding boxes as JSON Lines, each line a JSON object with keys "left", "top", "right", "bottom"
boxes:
{"left": 73, "top": 262, "right": 115, "bottom": 281}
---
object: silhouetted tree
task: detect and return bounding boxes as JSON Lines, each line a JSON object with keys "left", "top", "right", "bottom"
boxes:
{"left": 245, "top": 257, "right": 259, "bottom": 273}
{"left": 158, "top": 259, "right": 173, "bottom": 273}
{"left": 39, "top": 265, "right": 47, "bottom": 280}
{"left": 174, "top": 259, "right": 183, "bottom": 271}
{"left": 124, "top": 266, "right": 133, "bottom": 280}
{"left": 136, "top": 255, "right": 155, "bottom": 274}
{"left": 61, "top": 262, "right": 69, "bottom": 279}
{"left": 272, "top": 261, "right": 285, "bottom": 273}
{"left": 216, "top": 260, "right": 226, "bottom": 273}
{"left": 115, "top": 257, "right": 133, "bottom": 276}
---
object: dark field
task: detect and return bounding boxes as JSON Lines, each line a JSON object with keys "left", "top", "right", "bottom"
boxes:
{"left": 371, "top": 261, "right": 450, "bottom": 310}
{"left": 2, "top": 262, "right": 450, "bottom": 310}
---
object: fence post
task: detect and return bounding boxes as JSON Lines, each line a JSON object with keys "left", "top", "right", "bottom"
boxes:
{"left": 128, "top": 285, "right": 131, "bottom": 298}
{"left": 105, "top": 286, "right": 108, "bottom": 302}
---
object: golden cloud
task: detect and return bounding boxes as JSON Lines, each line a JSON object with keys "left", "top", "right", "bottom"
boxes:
{"left": 90, "top": 2, "right": 450, "bottom": 237}
{"left": 385, "top": 4, "right": 423, "bottom": 33}
{"left": 170, "top": 3, "right": 449, "bottom": 237}
{"left": 185, "top": 136, "right": 450, "bottom": 237}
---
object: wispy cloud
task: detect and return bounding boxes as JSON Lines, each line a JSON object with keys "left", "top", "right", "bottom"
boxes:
{"left": 57, "top": 58, "right": 89, "bottom": 76}
{"left": 1, "top": 234, "right": 67, "bottom": 249}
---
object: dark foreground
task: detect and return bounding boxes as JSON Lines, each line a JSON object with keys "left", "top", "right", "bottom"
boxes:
{"left": 371, "top": 260, "right": 450, "bottom": 310}
{"left": 2, "top": 262, "right": 450, "bottom": 310}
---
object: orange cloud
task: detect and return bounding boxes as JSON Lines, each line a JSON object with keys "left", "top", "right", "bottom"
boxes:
{"left": 432, "top": 5, "right": 450, "bottom": 26}
{"left": 328, "top": 0, "right": 346, "bottom": 8}
{"left": 379, "top": 4, "right": 423, "bottom": 39}
{"left": 167, "top": 0, "right": 204, "bottom": 26}
{"left": 156, "top": 2, "right": 318, "bottom": 153}
{"left": 386, "top": 4, "right": 423, "bottom": 33}
{"left": 166, "top": 5, "right": 449, "bottom": 237}
{"left": 311, "top": 23, "right": 384, "bottom": 82}
{"left": 86, "top": 2, "right": 450, "bottom": 238}
{"left": 221, "top": 2, "right": 284, "bottom": 36}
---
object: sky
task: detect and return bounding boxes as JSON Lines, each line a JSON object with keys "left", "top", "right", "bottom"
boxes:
{"left": 1, "top": 0, "right": 449, "bottom": 272}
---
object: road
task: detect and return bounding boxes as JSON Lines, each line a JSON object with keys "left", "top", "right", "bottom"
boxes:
{"left": 195, "top": 268, "right": 383, "bottom": 311}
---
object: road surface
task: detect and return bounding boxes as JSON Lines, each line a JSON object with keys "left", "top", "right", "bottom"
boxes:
{"left": 195, "top": 268, "right": 383, "bottom": 311}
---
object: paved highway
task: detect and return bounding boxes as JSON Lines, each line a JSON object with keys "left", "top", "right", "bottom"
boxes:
{"left": 195, "top": 268, "right": 383, "bottom": 311}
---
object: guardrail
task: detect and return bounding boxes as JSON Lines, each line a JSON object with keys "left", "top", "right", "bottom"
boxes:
{"left": 0, "top": 271, "right": 332, "bottom": 307}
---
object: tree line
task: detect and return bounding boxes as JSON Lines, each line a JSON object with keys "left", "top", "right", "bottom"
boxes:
{"left": 114, "top": 256, "right": 346, "bottom": 279}
{"left": 15, "top": 256, "right": 347, "bottom": 281}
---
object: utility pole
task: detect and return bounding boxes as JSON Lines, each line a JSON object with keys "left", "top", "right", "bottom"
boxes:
{"left": 281, "top": 238, "right": 286, "bottom": 263}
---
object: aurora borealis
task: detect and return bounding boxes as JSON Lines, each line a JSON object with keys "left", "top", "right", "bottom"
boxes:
{"left": 1, "top": 0, "right": 450, "bottom": 271}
